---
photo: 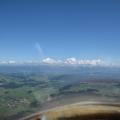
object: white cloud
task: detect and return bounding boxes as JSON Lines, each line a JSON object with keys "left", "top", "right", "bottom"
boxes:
{"left": 8, "top": 60, "right": 16, "bottom": 64}
{"left": 78, "top": 59, "right": 102, "bottom": 65}
{"left": 42, "top": 57, "right": 103, "bottom": 65}
{"left": 65, "top": 57, "right": 78, "bottom": 64}
{"left": 42, "top": 58, "right": 59, "bottom": 64}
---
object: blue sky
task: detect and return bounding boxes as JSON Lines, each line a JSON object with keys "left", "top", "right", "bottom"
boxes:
{"left": 0, "top": 0, "right": 120, "bottom": 63}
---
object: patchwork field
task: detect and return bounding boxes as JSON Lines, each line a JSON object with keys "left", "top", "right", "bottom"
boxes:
{"left": 0, "top": 66, "right": 120, "bottom": 120}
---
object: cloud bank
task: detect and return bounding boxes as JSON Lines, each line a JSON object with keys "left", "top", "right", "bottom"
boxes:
{"left": 78, "top": 59, "right": 102, "bottom": 65}
{"left": 0, "top": 57, "right": 104, "bottom": 66}
{"left": 42, "top": 57, "right": 103, "bottom": 65}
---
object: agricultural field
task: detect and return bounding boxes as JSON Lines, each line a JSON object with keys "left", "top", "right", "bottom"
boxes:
{"left": 0, "top": 66, "right": 120, "bottom": 120}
